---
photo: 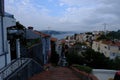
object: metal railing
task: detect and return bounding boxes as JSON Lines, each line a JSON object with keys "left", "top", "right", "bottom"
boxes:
{"left": 6, "top": 58, "right": 43, "bottom": 80}
{"left": 0, "top": 58, "right": 28, "bottom": 80}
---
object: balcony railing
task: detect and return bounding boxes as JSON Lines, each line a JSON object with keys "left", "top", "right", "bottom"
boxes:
{"left": 0, "top": 58, "right": 29, "bottom": 80}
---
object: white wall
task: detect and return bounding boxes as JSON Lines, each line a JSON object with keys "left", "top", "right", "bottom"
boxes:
{"left": 0, "top": 56, "right": 5, "bottom": 69}
{"left": 3, "top": 17, "right": 16, "bottom": 51}
{"left": 0, "top": 17, "right": 3, "bottom": 54}
{"left": 0, "top": 16, "right": 16, "bottom": 69}
{"left": 93, "top": 69, "right": 117, "bottom": 80}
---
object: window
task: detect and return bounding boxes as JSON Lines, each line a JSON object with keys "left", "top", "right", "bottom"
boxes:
{"left": 112, "top": 53, "right": 116, "bottom": 56}
{"left": 104, "top": 46, "right": 107, "bottom": 49}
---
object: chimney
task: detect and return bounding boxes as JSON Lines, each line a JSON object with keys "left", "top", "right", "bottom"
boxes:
{"left": 0, "top": 0, "right": 4, "bottom": 16}
{"left": 28, "top": 26, "right": 33, "bottom": 30}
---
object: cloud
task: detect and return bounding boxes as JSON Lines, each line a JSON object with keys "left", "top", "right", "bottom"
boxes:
{"left": 5, "top": 0, "right": 120, "bottom": 31}
{"left": 5, "top": 0, "right": 54, "bottom": 29}
{"left": 59, "top": 0, "right": 101, "bottom": 7}
{"left": 59, "top": 0, "right": 120, "bottom": 31}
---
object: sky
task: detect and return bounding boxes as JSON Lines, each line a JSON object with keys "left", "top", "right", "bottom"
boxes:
{"left": 5, "top": 0, "right": 120, "bottom": 31}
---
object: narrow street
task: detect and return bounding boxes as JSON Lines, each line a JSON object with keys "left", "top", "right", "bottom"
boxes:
{"left": 29, "top": 67, "right": 82, "bottom": 80}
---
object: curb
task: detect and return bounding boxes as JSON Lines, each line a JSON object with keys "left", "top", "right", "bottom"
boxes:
{"left": 71, "top": 66, "right": 99, "bottom": 80}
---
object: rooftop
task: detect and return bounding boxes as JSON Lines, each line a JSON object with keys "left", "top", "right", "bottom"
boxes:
{"left": 34, "top": 30, "right": 50, "bottom": 37}
{"left": 51, "top": 37, "right": 57, "bottom": 41}
{"left": 4, "top": 12, "right": 14, "bottom": 18}
{"left": 102, "top": 40, "right": 120, "bottom": 47}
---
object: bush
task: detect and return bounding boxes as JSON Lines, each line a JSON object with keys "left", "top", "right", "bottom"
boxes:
{"left": 72, "top": 64, "right": 92, "bottom": 73}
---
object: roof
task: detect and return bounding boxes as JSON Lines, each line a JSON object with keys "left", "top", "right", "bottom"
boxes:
{"left": 51, "top": 37, "right": 57, "bottom": 41}
{"left": 60, "top": 39, "right": 66, "bottom": 44}
{"left": 34, "top": 30, "right": 50, "bottom": 37}
{"left": 26, "top": 29, "right": 40, "bottom": 39}
{"left": 102, "top": 40, "right": 120, "bottom": 47}
{"left": 4, "top": 12, "right": 14, "bottom": 18}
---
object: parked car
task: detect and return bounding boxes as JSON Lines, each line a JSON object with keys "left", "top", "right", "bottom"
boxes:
{"left": 114, "top": 71, "right": 120, "bottom": 80}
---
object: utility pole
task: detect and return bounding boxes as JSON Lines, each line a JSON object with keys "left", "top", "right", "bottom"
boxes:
{"left": 103, "top": 23, "right": 107, "bottom": 36}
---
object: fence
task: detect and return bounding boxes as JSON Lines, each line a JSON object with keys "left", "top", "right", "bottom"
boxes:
{"left": 0, "top": 58, "right": 28, "bottom": 80}
{"left": 21, "top": 43, "right": 44, "bottom": 65}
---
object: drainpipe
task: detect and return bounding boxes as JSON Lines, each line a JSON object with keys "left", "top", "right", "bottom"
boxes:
{"left": 0, "top": 0, "right": 7, "bottom": 66}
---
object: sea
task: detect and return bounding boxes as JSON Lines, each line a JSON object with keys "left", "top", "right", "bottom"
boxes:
{"left": 52, "top": 33, "right": 74, "bottom": 40}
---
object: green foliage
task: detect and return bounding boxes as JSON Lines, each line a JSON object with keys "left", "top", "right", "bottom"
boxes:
{"left": 83, "top": 48, "right": 110, "bottom": 69}
{"left": 66, "top": 50, "right": 84, "bottom": 65}
{"left": 109, "top": 57, "right": 120, "bottom": 70}
{"left": 97, "top": 34, "right": 107, "bottom": 40}
{"left": 97, "top": 30, "right": 120, "bottom": 40}
{"left": 27, "top": 38, "right": 41, "bottom": 48}
{"left": 66, "top": 42, "right": 120, "bottom": 70}
{"left": 16, "top": 22, "right": 26, "bottom": 30}
{"left": 66, "top": 47, "right": 110, "bottom": 69}
{"left": 7, "top": 22, "right": 26, "bottom": 30}
{"left": 106, "top": 30, "right": 120, "bottom": 40}
{"left": 72, "top": 64, "right": 92, "bottom": 73}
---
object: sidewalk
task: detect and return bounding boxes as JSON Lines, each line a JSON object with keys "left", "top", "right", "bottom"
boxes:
{"left": 29, "top": 67, "right": 82, "bottom": 80}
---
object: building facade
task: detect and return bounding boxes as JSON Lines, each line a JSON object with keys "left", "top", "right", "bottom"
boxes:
{"left": 92, "top": 40, "right": 120, "bottom": 59}
{"left": 0, "top": 1, "right": 16, "bottom": 69}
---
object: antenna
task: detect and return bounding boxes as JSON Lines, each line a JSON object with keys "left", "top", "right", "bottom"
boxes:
{"left": 103, "top": 23, "right": 107, "bottom": 35}
{"left": 103, "top": 23, "right": 107, "bottom": 32}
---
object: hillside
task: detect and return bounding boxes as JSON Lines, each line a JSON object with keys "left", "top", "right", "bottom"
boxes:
{"left": 41, "top": 30, "right": 73, "bottom": 35}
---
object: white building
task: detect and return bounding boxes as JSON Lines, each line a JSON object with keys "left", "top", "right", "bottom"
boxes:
{"left": 0, "top": 0, "right": 16, "bottom": 69}
{"left": 92, "top": 40, "right": 120, "bottom": 59}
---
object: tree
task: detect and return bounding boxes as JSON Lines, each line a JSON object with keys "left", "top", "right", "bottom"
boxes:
{"left": 97, "top": 34, "right": 107, "bottom": 40}
{"left": 66, "top": 42, "right": 120, "bottom": 69}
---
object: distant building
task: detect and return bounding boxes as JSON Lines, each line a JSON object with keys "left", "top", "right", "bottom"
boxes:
{"left": 34, "top": 30, "right": 51, "bottom": 64}
{"left": 92, "top": 40, "right": 120, "bottom": 59}
{"left": 75, "top": 34, "right": 84, "bottom": 43}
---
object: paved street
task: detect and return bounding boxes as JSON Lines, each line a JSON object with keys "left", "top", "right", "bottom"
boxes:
{"left": 29, "top": 67, "right": 82, "bottom": 80}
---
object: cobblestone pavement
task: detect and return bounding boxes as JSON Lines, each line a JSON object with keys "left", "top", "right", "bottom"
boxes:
{"left": 29, "top": 67, "right": 82, "bottom": 80}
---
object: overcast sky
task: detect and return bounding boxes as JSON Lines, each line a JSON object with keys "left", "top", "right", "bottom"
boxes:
{"left": 5, "top": 0, "right": 120, "bottom": 31}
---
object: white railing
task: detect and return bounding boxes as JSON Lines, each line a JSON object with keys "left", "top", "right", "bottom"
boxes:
{"left": 0, "top": 58, "right": 28, "bottom": 80}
